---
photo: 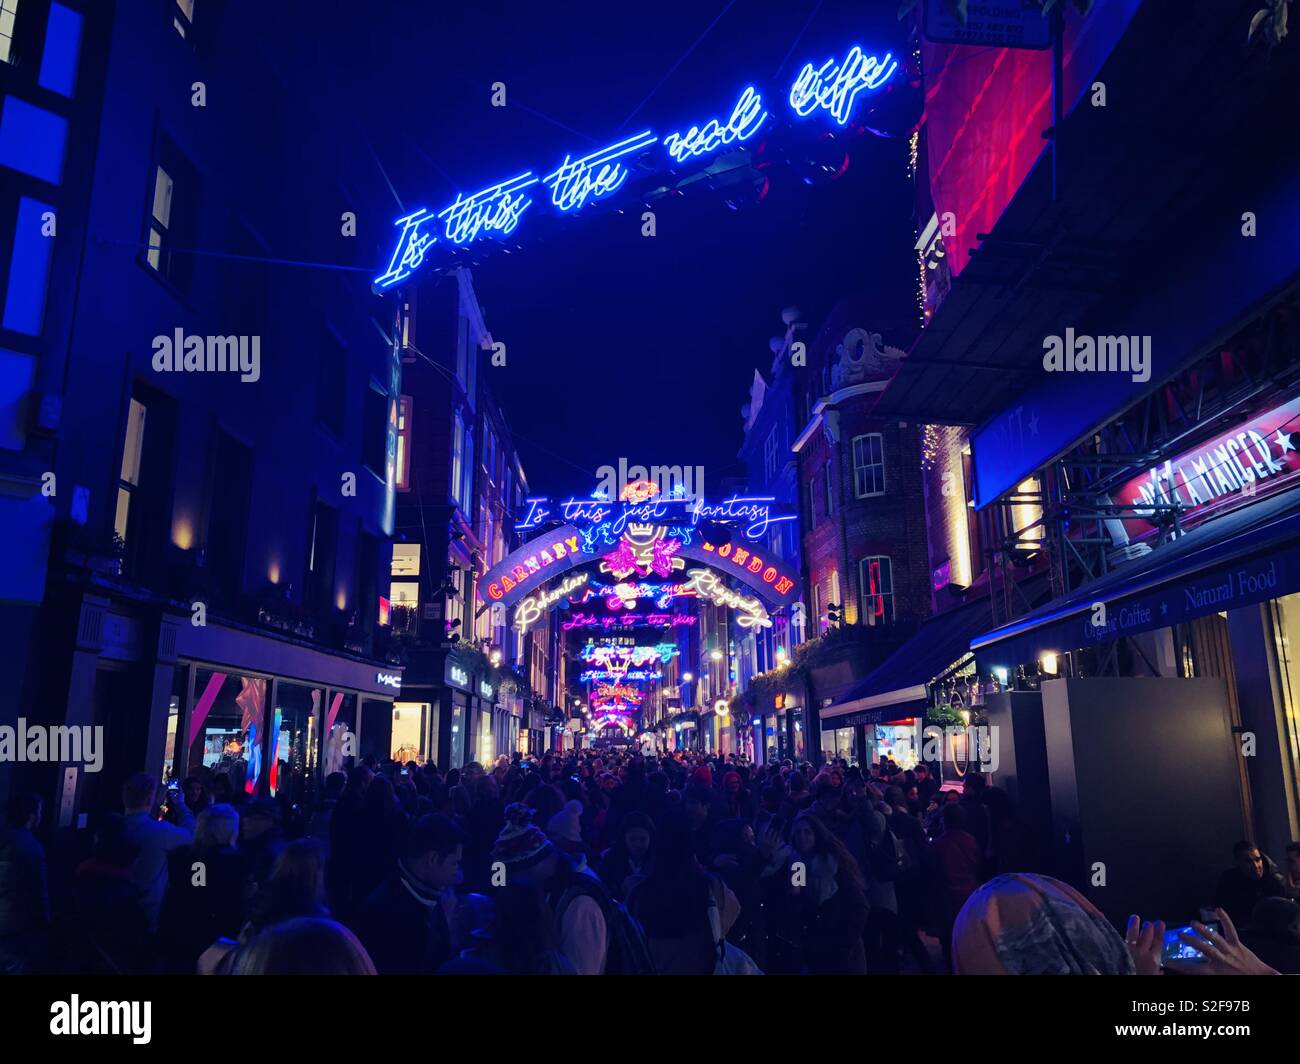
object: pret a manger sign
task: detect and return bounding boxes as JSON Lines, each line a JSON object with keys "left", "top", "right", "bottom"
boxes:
{"left": 374, "top": 41, "right": 898, "bottom": 289}
{"left": 1113, "top": 394, "right": 1300, "bottom": 537}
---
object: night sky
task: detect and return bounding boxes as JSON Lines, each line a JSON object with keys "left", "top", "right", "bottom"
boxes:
{"left": 267, "top": 0, "right": 918, "bottom": 497}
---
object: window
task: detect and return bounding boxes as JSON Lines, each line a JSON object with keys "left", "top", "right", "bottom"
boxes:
{"left": 391, "top": 543, "right": 420, "bottom": 577}
{"left": 811, "top": 582, "right": 821, "bottom": 635}
{"left": 396, "top": 396, "right": 412, "bottom": 491}
{"left": 764, "top": 427, "right": 779, "bottom": 483}
{"left": 114, "top": 398, "right": 147, "bottom": 548}
{"left": 859, "top": 555, "right": 895, "bottom": 625}
{"left": 450, "top": 416, "right": 464, "bottom": 508}
{"left": 389, "top": 580, "right": 420, "bottom": 635}
{"left": 459, "top": 424, "right": 475, "bottom": 515}
{"left": 0, "top": 0, "right": 18, "bottom": 64}
{"left": 853, "top": 433, "right": 886, "bottom": 497}
{"left": 206, "top": 431, "right": 252, "bottom": 596}
{"left": 306, "top": 500, "right": 339, "bottom": 612}
{"left": 144, "top": 135, "right": 198, "bottom": 290}
{"left": 362, "top": 384, "right": 386, "bottom": 475}
{"left": 830, "top": 570, "right": 841, "bottom": 614}
{"left": 824, "top": 461, "right": 834, "bottom": 516}
{"left": 317, "top": 328, "right": 346, "bottom": 437}
{"left": 173, "top": 0, "right": 194, "bottom": 38}
{"left": 805, "top": 478, "right": 815, "bottom": 532}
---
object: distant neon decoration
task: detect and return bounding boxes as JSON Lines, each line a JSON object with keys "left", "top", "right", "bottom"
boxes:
{"left": 375, "top": 40, "right": 898, "bottom": 289}
{"left": 579, "top": 666, "right": 664, "bottom": 683}
{"left": 562, "top": 612, "right": 696, "bottom": 631}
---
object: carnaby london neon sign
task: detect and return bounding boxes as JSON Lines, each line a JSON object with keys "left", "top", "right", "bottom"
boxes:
{"left": 374, "top": 42, "right": 898, "bottom": 289}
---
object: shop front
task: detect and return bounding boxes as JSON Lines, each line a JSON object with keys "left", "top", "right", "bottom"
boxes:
{"left": 162, "top": 616, "right": 401, "bottom": 815}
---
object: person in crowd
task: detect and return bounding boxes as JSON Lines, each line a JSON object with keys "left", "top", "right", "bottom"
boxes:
{"left": 682, "top": 786, "right": 716, "bottom": 868}
{"left": 245, "top": 838, "right": 330, "bottom": 934}
{"left": 883, "top": 785, "right": 933, "bottom": 974}
{"left": 547, "top": 799, "right": 592, "bottom": 873}
{"left": 952, "top": 873, "right": 1141, "bottom": 974}
{"left": 347, "top": 775, "right": 406, "bottom": 905}
{"left": 232, "top": 916, "right": 376, "bottom": 975}
{"left": 626, "top": 809, "right": 739, "bottom": 975}
{"left": 69, "top": 814, "right": 153, "bottom": 974}
{"left": 709, "top": 817, "right": 766, "bottom": 967}
{"left": 1244, "top": 896, "right": 1300, "bottom": 974}
{"left": 596, "top": 811, "right": 655, "bottom": 900}
{"left": 0, "top": 792, "right": 50, "bottom": 974}
{"left": 1214, "top": 840, "right": 1288, "bottom": 929}
{"left": 351, "top": 814, "right": 468, "bottom": 975}
{"left": 120, "top": 772, "right": 194, "bottom": 931}
{"left": 761, "top": 812, "right": 868, "bottom": 974}
{"left": 446, "top": 883, "right": 575, "bottom": 975}
{"left": 959, "top": 773, "right": 992, "bottom": 858}
{"left": 929, "top": 803, "right": 983, "bottom": 972}
{"left": 181, "top": 776, "right": 211, "bottom": 816}
{"left": 159, "top": 803, "right": 249, "bottom": 973}
{"left": 308, "top": 771, "right": 347, "bottom": 863}
{"left": 492, "top": 803, "right": 615, "bottom": 975}
{"left": 720, "top": 771, "right": 753, "bottom": 821}
{"left": 1283, "top": 841, "right": 1300, "bottom": 899}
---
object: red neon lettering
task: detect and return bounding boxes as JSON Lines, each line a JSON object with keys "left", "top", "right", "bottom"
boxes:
{"left": 747, "top": 555, "right": 764, "bottom": 573}
{"left": 488, "top": 582, "right": 503, "bottom": 600}
{"left": 762, "top": 567, "right": 777, "bottom": 583}
{"left": 774, "top": 576, "right": 793, "bottom": 595}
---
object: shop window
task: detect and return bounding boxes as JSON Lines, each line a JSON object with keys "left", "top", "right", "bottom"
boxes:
{"left": 323, "top": 691, "right": 357, "bottom": 777}
{"left": 859, "top": 555, "right": 895, "bottom": 625}
{"left": 273, "top": 683, "right": 322, "bottom": 806}
{"left": 392, "top": 702, "right": 428, "bottom": 764}
{"left": 188, "top": 671, "right": 269, "bottom": 797}
{"left": 853, "top": 433, "right": 886, "bottom": 497}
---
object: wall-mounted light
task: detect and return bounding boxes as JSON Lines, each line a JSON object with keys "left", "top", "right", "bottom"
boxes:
{"left": 1039, "top": 651, "right": 1058, "bottom": 676}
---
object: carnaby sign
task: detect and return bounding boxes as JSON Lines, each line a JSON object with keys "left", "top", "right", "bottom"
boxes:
{"left": 481, "top": 526, "right": 590, "bottom": 607}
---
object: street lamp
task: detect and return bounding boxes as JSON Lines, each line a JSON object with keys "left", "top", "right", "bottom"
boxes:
{"left": 682, "top": 672, "right": 694, "bottom": 683}
{"left": 709, "top": 649, "right": 722, "bottom": 662}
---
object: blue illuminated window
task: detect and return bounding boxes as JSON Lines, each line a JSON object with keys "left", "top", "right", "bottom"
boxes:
{"left": 0, "top": 97, "right": 67, "bottom": 185}
{"left": 3, "top": 197, "right": 55, "bottom": 335}
{"left": 38, "top": 3, "right": 82, "bottom": 97}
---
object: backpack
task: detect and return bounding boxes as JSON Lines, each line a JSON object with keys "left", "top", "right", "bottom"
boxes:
{"left": 558, "top": 871, "right": 657, "bottom": 976}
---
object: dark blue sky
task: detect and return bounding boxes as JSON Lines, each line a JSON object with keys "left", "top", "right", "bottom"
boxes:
{"left": 269, "top": 0, "right": 918, "bottom": 497}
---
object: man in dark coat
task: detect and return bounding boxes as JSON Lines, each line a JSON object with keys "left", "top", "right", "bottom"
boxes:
{"left": 351, "top": 814, "right": 468, "bottom": 975}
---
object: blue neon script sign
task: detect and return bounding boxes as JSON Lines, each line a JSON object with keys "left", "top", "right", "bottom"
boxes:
{"left": 545, "top": 131, "right": 658, "bottom": 212}
{"left": 374, "top": 41, "right": 897, "bottom": 289}
{"left": 663, "top": 86, "right": 767, "bottom": 163}
{"left": 789, "top": 45, "right": 898, "bottom": 126}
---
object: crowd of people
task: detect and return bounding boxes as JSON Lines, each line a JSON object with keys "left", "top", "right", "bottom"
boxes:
{"left": 1, "top": 748, "right": 1298, "bottom": 976}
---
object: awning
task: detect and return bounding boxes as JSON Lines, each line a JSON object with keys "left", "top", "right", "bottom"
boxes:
{"left": 820, "top": 598, "right": 996, "bottom": 726}
{"left": 971, "top": 487, "right": 1300, "bottom": 668}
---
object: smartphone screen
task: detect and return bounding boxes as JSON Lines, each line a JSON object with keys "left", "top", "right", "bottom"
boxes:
{"left": 1160, "top": 921, "right": 1221, "bottom": 966}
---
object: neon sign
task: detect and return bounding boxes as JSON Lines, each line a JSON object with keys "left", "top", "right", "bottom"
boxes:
{"left": 664, "top": 87, "right": 767, "bottom": 163}
{"left": 513, "top": 572, "right": 590, "bottom": 634}
{"left": 544, "top": 131, "right": 657, "bottom": 212}
{"left": 789, "top": 45, "right": 897, "bottom": 126}
{"left": 579, "top": 667, "right": 664, "bottom": 683}
{"left": 439, "top": 172, "right": 537, "bottom": 246}
{"left": 682, "top": 568, "right": 772, "bottom": 629}
{"left": 483, "top": 528, "right": 589, "bottom": 604}
{"left": 374, "top": 39, "right": 898, "bottom": 289}
{"left": 518, "top": 489, "right": 795, "bottom": 542}
{"left": 562, "top": 612, "right": 697, "bottom": 631}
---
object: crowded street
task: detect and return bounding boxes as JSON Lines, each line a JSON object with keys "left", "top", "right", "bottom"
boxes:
{"left": 0, "top": 0, "right": 1299, "bottom": 1039}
